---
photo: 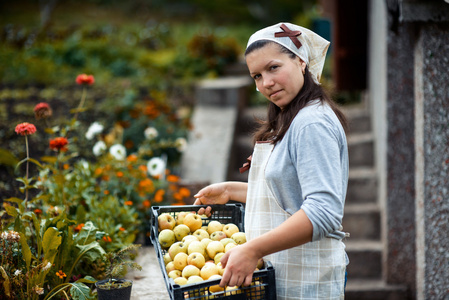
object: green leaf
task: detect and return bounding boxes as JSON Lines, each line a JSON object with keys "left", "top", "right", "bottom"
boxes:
{"left": 40, "top": 156, "right": 58, "bottom": 164}
{"left": 77, "top": 275, "right": 97, "bottom": 284}
{"left": 42, "top": 227, "right": 62, "bottom": 262}
{"left": 0, "top": 266, "right": 11, "bottom": 297}
{"left": 4, "top": 205, "right": 18, "bottom": 218}
{"left": 27, "top": 158, "right": 44, "bottom": 169}
{"left": 76, "top": 241, "right": 106, "bottom": 263}
{"left": 19, "top": 232, "right": 32, "bottom": 271}
{"left": 69, "top": 282, "right": 94, "bottom": 300}
{"left": 0, "top": 148, "right": 18, "bottom": 168}
{"left": 75, "top": 221, "right": 97, "bottom": 245}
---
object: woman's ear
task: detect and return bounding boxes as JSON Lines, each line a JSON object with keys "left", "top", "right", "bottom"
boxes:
{"left": 300, "top": 60, "right": 307, "bottom": 75}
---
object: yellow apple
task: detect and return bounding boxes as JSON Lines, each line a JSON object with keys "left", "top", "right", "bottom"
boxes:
{"left": 220, "top": 238, "right": 236, "bottom": 247}
{"left": 183, "top": 213, "right": 203, "bottom": 232}
{"left": 225, "top": 243, "right": 237, "bottom": 253}
{"left": 193, "top": 229, "right": 209, "bottom": 241}
{"left": 200, "top": 263, "right": 219, "bottom": 280}
{"left": 231, "top": 232, "right": 246, "bottom": 245}
{"left": 200, "top": 238, "right": 212, "bottom": 249}
{"left": 166, "top": 262, "right": 176, "bottom": 273}
{"left": 208, "top": 274, "right": 224, "bottom": 293}
{"left": 173, "top": 252, "right": 188, "bottom": 271}
{"left": 214, "top": 252, "right": 225, "bottom": 265}
{"left": 158, "top": 213, "right": 176, "bottom": 230}
{"left": 188, "top": 240, "right": 206, "bottom": 256}
{"left": 174, "top": 276, "right": 188, "bottom": 286}
{"left": 206, "top": 241, "right": 225, "bottom": 259}
{"left": 163, "top": 252, "right": 172, "bottom": 265}
{"left": 158, "top": 229, "right": 176, "bottom": 249}
{"left": 168, "top": 241, "right": 188, "bottom": 260}
{"left": 210, "top": 231, "right": 227, "bottom": 241}
{"left": 182, "top": 264, "right": 201, "bottom": 279}
{"left": 173, "top": 224, "right": 191, "bottom": 241}
{"left": 223, "top": 223, "right": 239, "bottom": 238}
{"left": 216, "top": 262, "right": 225, "bottom": 276}
{"left": 176, "top": 211, "right": 189, "bottom": 226}
{"left": 207, "top": 220, "right": 223, "bottom": 234}
{"left": 168, "top": 269, "right": 182, "bottom": 279}
{"left": 187, "top": 252, "right": 206, "bottom": 269}
{"left": 187, "top": 275, "right": 204, "bottom": 285}
{"left": 256, "top": 258, "right": 264, "bottom": 270}
{"left": 225, "top": 286, "right": 241, "bottom": 296}
{"left": 182, "top": 235, "right": 199, "bottom": 248}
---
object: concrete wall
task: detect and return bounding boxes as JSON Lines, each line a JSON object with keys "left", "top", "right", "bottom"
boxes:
{"left": 414, "top": 23, "right": 449, "bottom": 300}
{"left": 368, "top": 0, "right": 388, "bottom": 281}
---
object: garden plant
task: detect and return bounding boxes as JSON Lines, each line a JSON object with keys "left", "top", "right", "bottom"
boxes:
{"left": 0, "top": 73, "right": 191, "bottom": 299}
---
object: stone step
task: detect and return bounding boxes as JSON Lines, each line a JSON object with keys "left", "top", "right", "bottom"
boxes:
{"left": 346, "top": 167, "right": 378, "bottom": 204}
{"left": 345, "top": 240, "right": 383, "bottom": 279}
{"left": 345, "top": 279, "right": 410, "bottom": 300}
{"left": 343, "top": 203, "right": 381, "bottom": 240}
{"left": 347, "top": 132, "right": 375, "bottom": 167}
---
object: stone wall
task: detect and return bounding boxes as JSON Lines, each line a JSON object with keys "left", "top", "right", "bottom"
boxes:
{"left": 415, "top": 22, "right": 449, "bottom": 300}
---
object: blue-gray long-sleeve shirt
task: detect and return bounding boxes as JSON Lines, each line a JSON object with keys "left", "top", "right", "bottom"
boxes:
{"left": 265, "top": 101, "right": 349, "bottom": 241}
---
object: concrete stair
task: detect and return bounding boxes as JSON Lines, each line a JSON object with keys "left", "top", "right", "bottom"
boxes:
{"left": 227, "top": 98, "right": 410, "bottom": 299}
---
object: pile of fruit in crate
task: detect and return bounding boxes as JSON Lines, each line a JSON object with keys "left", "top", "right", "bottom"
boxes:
{"left": 157, "top": 211, "right": 264, "bottom": 294}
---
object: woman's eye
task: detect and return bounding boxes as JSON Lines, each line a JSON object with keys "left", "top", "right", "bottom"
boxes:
{"left": 270, "top": 65, "right": 278, "bottom": 71}
{"left": 253, "top": 74, "right": 261, "bottom": 80}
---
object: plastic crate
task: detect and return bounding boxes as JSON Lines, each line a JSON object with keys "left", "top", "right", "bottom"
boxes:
{"left": 150, "top": 204, "right": 277, "bottom": 300}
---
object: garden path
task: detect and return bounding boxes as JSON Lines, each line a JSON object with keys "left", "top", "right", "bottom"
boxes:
{"left": 126, "top": 246, "right": 169, "bottom": 299}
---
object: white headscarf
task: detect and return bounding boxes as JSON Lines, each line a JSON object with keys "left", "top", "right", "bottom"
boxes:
{"left": 246, "top": 22, "right": 330, "bottom": 84}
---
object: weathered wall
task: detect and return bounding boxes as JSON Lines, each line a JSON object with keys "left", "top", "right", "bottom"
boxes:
{"left": 385, "top": 9, "right": 417, "bottom": 295}
{"left": 418, "top": 23, "right": 449, "bottom": 300}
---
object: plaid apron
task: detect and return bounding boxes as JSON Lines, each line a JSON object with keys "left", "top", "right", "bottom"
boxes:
{"left": 245, "top": 142, "right": 347, "bottom": 300}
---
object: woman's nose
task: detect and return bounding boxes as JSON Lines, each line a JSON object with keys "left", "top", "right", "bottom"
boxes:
{"left": 263, "top": 76, "right": 274, "bottom": 88}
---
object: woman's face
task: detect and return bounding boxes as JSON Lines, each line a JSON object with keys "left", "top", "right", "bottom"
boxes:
{"left": 246, "top": 43, "right": 306, "bottom": 109}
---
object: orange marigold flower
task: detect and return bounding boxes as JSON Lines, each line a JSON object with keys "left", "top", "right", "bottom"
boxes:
{"left": 143, "top": 199, "right": 151, "bottom": 208}
{"left": 167, "top": 175, "right": 180, "bottom": 183}
{"left": 102, "top": 236, "right": 112, "bottom": 243}
{"left": 138, "top": 165, "right": 147, "bottom": 172}
{"left": 119, "top": 227, "right": 125, "bottom": 232}
{"left": 102, "top": 175, "right": 110, "bottom": 181}
{"left": 76, "top": 74, "right": 95, "bottom": 85}
{"left": 173, "top": 192, "right": 183, "bottom": 201}
{"left": 103, "top": 190, "right": 110, "bottom": 195}
{"left": 116, "top": 171, "right": 124, "bottom": 178}
{"left": 127, "top": 154, "right": 138, "bottom": 162}
{"left": 63, "top": 164, "right": 70, "bottom": 170}
{"left": 154, "top": 189, "right": 165, "bottom": 203}
{"left": 15, "top": 122, "right": 37, "bottom": 136}
{"left": 49, "top": 137, "right": 68, "bottom": 152}
{"left": 56, "top": 270, "right": 67, "bottom": 279}
{"left": 179, "top": 187, "right": 191, "bottom": 197}
{"left": 33, "top": 102, "right": 53, "bottom": 120}
{"left": 124, "top": 201, "right": 133, "bottom": 206}
{"left": 34, "top": 208, "right": 43, "bottom": 215}
{"left": 138, "top": 178, "right": 154, "bottom": 193}
{"left": 94, "top": 168, "right": 103, "bottom": 176}
{"left": 74, "top": 223, "right": 85, "bottom": 232}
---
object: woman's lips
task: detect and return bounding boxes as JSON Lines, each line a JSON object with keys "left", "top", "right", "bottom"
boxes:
{"left": 270, "top": 90, "right": 282, "bottom": 98}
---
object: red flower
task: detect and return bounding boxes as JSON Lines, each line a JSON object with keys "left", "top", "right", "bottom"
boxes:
{"left": 49, "top": 137, "right": 69, "bottom": 152}
{"left": 15, "top": 122, "right": 37, "bottom": 136}
{"left": 76, "top": 74, "right": 95, "bottom": 85}
{"left": 33, "top": 102, "right": 53, "bottom": 120}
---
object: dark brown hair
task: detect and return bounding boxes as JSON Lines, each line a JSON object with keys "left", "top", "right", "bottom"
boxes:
{"left": 245, "top": 40, "right": 349, "bottom": 144}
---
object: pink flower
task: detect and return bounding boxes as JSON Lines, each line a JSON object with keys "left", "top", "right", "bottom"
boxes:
{"left": 76, "top": 74, "right": 95, "bottom": 85}
{"left": 49, "top": 137, "right": 69, "bottom": 152}
{"left": 34, "top": 102, "right": 53, "bottom": 120}
{"left": 15, "top": 123, "right": 37, "bottom": 136}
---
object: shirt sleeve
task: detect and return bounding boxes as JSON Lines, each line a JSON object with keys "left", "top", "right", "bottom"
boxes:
{"left": 291, "top": 121, "right": 345, "bottom": 241}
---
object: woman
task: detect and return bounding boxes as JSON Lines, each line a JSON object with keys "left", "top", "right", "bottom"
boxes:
{"left": 193, "top": 22, "right": 349, "bottom": 299}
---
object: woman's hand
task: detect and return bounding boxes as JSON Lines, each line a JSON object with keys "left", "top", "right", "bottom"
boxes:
{"left": 193, "top": 183, "right": 231, "bottom": 216}
{"left": 219, "top": 243, "right": 260, "bottom": 287}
